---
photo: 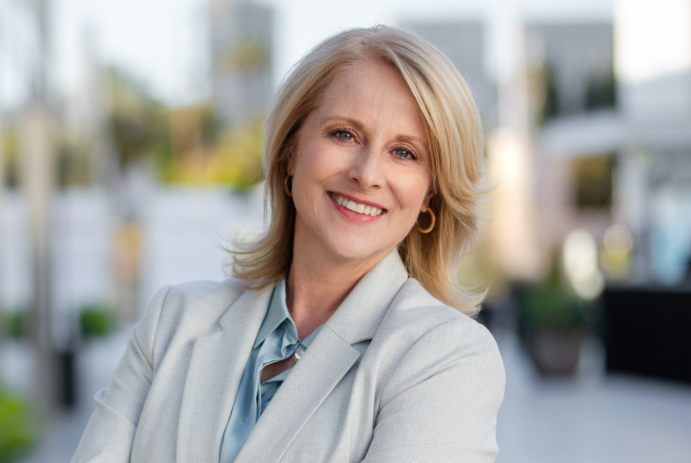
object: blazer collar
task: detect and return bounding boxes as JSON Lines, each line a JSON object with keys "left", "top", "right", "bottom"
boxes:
{"left": 324, "top": 250, "right": 409, "bottom": 344}
{"left": 177, "top": 250, "right": 409, "bottom": 462}
{"left": 236, "top": 250, "right": 410, "bottom": 462}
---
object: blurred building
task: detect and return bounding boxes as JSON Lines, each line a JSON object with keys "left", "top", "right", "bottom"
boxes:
{"left": 614, "top": 0, "right": 691, "bottom": 283}
{"left": 207, "top": 0, "right": 274, "bottom": 129}
{"left": 525, "top": 21, "right": 614, "bottom": 117}
{"left": 401, "top": 21, "right": 498, "bottom": 128}
{"left": 531, "top": 2, "right": 691, "bottom": 285}
{"left": 521, "top": 20, "right": 617, "bottom": 269}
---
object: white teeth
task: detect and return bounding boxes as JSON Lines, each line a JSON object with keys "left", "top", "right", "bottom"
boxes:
{"left": 331, "top": 193, "right": 383, "bottom": 217}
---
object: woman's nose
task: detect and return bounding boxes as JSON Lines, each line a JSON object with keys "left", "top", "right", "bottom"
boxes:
{"left": 349, "top": 148, "right": 383, "bottom": 190}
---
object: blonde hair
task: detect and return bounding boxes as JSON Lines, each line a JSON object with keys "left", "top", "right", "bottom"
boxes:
{"left": 233, "top": 25, "right": 485, "bottom": 315}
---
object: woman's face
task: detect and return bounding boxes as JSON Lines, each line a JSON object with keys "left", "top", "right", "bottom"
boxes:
{"left": 289, "top": 59, "right": 432, "bottom": 270}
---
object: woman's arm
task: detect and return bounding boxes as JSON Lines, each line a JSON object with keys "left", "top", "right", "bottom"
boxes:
{"left": 362, "top": 320, "right": 505, "bottom": 463}
{"left": 71, "top": 285, "right": 171, "bottom": 463}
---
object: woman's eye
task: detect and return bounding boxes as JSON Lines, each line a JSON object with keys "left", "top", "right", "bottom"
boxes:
{"left": 393, "top": 147, "right": 416, "bottom": 160}
{"left": 331, "top": 129, "right": 354, "bottom": 141}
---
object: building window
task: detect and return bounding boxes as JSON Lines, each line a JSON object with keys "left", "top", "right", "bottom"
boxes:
{"left": 570, "top": 154, "right": 616, "bottom": 210}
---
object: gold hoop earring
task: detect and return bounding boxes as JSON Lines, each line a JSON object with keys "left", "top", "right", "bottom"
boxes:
{"left": 416, "top": 208, "right": 436, "bottom": 234}
{"left": 283, "top": 175, "right": 293, "bottom": 197}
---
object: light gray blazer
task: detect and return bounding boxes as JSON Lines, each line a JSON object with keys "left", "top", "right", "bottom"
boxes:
{"left": 72, "top": 252, "right": 505, "bottom": 462}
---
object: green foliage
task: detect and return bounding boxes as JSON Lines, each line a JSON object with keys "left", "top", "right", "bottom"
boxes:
{"left": 519, "top": 258, "right": 586, "bottom": 330}
{"left": 198, "top": 106, "right": 223, "bottom": 147}
{"left": 224, "top": 40, "right": 270, "bottom": 72}
{"left": 95, "top": 65, "right": 265, "bottom": 189}
{"left": 2, "top": 311, "right": 27, "bottom": 339}
{"left": 79, "top": 305, "right": 116, "bottom": 339}
{"left": 0, "top": 388, "right": 37, "bottom": 462}
{"left": 1, "top": 126, "right": 20, "bottom": 188}
{"left": 105, "top": 67, "right": 172, "bottom": 172}
{"left": 56, "top": 135, "right": 91, "bottom": 187}
{"left": 215, "top": 122, "right": 265, "bottom": 190}
{"left": 166, "top": 119, "right": 265, "bottom": 190}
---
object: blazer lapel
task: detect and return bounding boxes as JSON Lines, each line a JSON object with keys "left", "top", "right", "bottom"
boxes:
{"left": 235, "top": 328, "right": 360, "bottom": 462}
{"left": 236, "top": 251, "right": 409, "bottom": 462}
{"left": 176, "top": 286, "right": 273, "bottom": 462}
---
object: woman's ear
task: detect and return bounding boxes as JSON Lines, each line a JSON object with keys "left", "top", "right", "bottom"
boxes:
{"left": 282, "top": 148, "right": 294, "bottom": 177}
{"left": 284, "top": 134, "right": 299, "bottom": 175}
{"left": 422, "top": 190, "right": 433, "bottom": 211}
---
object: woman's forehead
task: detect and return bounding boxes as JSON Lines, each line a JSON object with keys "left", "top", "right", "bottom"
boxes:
{"left": 312, "top": 61, "right": 425, "bottom": 133}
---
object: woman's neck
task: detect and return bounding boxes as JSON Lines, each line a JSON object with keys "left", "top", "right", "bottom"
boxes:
{"left": 286, "top": 253, "right": 376, "bottom": 340}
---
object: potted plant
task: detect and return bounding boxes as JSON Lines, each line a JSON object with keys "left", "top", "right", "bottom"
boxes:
{"left": 515, "top": 258, "right": 589, "bottom": 376}
{"left": 78, "top": 304, "right": 117, "bottom": 340}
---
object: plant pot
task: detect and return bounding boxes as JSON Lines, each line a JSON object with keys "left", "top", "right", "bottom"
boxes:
{"left": 526, "top": 327, "right": 586, "bottom": 376}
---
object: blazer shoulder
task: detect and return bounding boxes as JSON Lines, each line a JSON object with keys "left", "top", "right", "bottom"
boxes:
{"left": 155, "top": 277, "right": 244, "bottom": 320}
{"left": 140, "top": 278, "right": 247, "bottom": 365}
{"left": 370, "top": 278, "right": 505, "bottom": 404}
{"left": 359, "top": 280, "right": 505, "bottom": 460}
{"left": 163, "top": 278, "right": 246, "bottom": 309}
{"left": 378, "top": 277, "right": 483, "bottom": 337}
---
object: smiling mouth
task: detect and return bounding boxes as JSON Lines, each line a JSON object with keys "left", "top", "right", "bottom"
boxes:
{"left": 329, "top": 192, "right": 385, "bottom": 217}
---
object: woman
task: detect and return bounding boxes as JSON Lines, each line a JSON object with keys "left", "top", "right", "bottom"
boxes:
{"left": 73, "top": 25, "right": 505, "bottom": 462}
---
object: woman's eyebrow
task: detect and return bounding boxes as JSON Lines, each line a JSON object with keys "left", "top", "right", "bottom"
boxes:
{"left": 319, "top": 115, "right": 364, "bottom": 131}
{"left": 394, "top": 134, "right": 426, "bottom": 148}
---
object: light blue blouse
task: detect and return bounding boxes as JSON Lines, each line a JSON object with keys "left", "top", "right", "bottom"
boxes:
{"left": 219, "top": 280, "right": 319, "bottom": 462}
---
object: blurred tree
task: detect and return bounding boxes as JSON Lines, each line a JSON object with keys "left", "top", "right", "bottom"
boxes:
{"left": 97, "top": 66, "right": 262, "bottom": 189}
{"left": 105, "top": 67, "right": 172, "bottom": 173}
{"left": 223, "top": 40, "right": 270, "bottom": 73}
{"left": 0, "top": 127, "right": 19, "bottom": 189}
{"left": 5, "top": 124, "right": 95, "bottom": 189}
{"left": 168, "top": 105, "right": 221, "bottom": 156}
{"left": 56, "top": 134, "right": 91, "bottom": 187}
{"left": 0, "top": 123, "right": 4, "bottom": 353}
{"left": 167, "top": 118, "right": 264, "bottom": 190}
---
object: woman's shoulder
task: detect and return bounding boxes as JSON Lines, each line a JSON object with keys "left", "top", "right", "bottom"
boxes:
{"left": 134, "top": 278, "right": 248, "bottom": 354}
{"left": 368, "top": 277, "right": 505, "bottom": 400}
{"left": 163, "top": 278, "right": 246, "bottom": 308}
{"left": 157, "top": 277, "right": 247, "bottom": 320}
{"left": 378, "top": 277, "right": 490, "bottom": 342}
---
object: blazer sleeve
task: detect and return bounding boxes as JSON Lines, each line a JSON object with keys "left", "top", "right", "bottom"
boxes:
{"left": 71, "top": 285, "right": 172, "bottom": 463}
{"left": 362, "top": 319, "right": 505, "bottom": 463}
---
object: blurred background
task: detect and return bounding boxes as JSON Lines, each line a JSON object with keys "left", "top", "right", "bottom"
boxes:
{"left": 1, "top": 0, "right": 690, "bottom": 461}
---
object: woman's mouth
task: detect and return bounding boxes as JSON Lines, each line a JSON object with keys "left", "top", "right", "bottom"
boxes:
{"left": 328, "top": 192, "right": 385, "bottom": 217}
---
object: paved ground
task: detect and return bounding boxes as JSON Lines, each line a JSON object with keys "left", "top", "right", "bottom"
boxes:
{"left": 496, "top": 333, "right": 691, "bottom": 463}
{"left": 6, "top": 328, "right": 691, "bottom": 463}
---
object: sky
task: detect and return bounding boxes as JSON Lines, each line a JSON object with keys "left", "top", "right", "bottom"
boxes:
{"left": 0, "top": 0, "right": 613, "bottom": 110}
